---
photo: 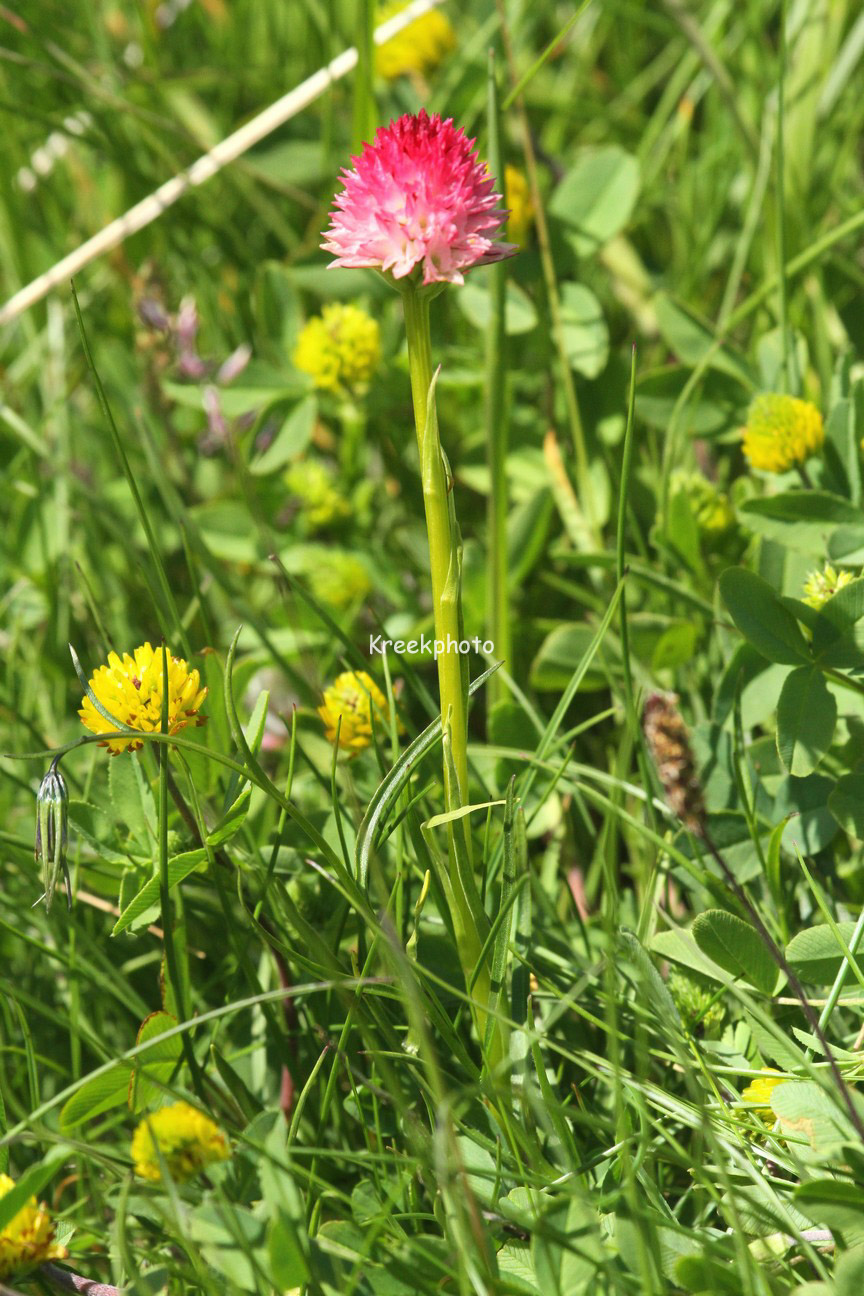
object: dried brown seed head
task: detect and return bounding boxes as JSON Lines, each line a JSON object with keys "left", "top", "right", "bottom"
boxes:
{"left": 642, "top": 691, "right": 706, "bottom": 833}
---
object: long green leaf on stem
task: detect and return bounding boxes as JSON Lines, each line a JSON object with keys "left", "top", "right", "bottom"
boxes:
{"left": 355, "top": 662, "right": 501, "bottom": 887}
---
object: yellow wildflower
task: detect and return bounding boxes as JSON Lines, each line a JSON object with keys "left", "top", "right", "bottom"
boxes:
{"left": 131, "top": 1102, "right": 230, "bottom": 1183}
{"left": 741, "top": 393, "right": 824, "bottom": 474}
{"left": 802, "top": 564, "right": 855, "bottom": 610}
{"left": 375, "top": 2, "right": 455, "bottom": 80}
{"left": 0, "top": 1173, "right": 67, "bottom": 1279}
{"left": 293, "top": 304, "right": 380, "bottom": 395}
{"left": 307, "top": 549, "right": 371, "bottom": 609}
{"left": 505, "top": 165, "right": 534, "bottom": 247}
{"left": 671, "top": 470, "right": 735, "bottom": 534}
{"left": 79, "top": 642, "right": 208, "bottom": 755}
{"left": 284, "top": 460, "right": 350, "bottom": 532}
{"left": 318, "top": 670, "right": 398, "bottom": 752}
{"left": 740, "top": 1069, "right": 788, "bottom": 1121}
{"left": 697, "top": 494, "right": 736, "bottom": 534}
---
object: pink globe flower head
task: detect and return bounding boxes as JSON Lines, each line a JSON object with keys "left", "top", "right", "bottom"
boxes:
{"left": 322, "top": 109, "right": 516, "bottom": 289}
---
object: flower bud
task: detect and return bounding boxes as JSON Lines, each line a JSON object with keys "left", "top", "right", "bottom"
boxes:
{"left": 34, "top": 760, "right": 71, "bottom": 912}
{"left": 642, "top": 691, "right": 706, "bottom": 833}
{"left": 217, "top": 342, "right": 252, "bottom": 386}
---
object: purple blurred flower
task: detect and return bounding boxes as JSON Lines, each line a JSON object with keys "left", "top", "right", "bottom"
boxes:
{"left": 217, "top": 343, "right": 252, "bottom": 386}
{"left": 137, "top": 298, "right": 170, "bottom": 332}
{"left": 176, "top": 295, "right": 208, "bottom": 378}
{"left": 199, "top": 384, "right": 228, "bottom": 454}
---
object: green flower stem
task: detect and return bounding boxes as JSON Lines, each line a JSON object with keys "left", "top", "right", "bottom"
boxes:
{"left": 401, "top": 282, "right": 497, "bottom": 1055}
{"left": 157, "top": 648, "right": 205, "bottom": 1102}
{"left": 401, "top": 284, "right": 470, "bottom": 806}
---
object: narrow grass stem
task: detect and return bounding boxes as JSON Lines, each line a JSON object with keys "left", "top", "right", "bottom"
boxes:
{"left": 775, "top": 1, "right": 793, "bottom": 393}
{"left": 484, "top": 54, "right": 511, "bottom": 712}
{"left": 806, "top": 901, "right": 864, "bottom": 1063}
{"left": 159, "top": 647, "right": 183, "bottom": 1024}
{"left": 661, "top": 0, "right": 760, "bottom": 160}
{"left": 617, "top": 348, "right": 658, "bottom": 925}
{"left": 496, "top": 1, "right": 599, "bottom": 546}
{"left": 71, "top": 286, "right": 192, "bottom": 661}
{"left": 352, "top": 0, "right": 377, "bottom": 152}
{"left": 157, "top": 647, "right": 205, "bottom": 1102}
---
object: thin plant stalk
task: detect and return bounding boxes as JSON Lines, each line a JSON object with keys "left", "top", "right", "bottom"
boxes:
{"left": 159, "top": 645, "right": 184, "bottom": 1023}
{"left": 775, "top": 0, "right": 794, "bottom": 393}
{"left": 401, "top": 284, "right": 470, "bottom": 807}
{"left": 806, "top": 891, "right": 864, "bottom": 1063}
{"left": 484, "top": 53, "right": 511, "bottom": 713}
{"left": 616, "top": 348, "right": 659, "bottom": 935}
{"left": 157, "top": 645, "right": 205, "bottom": 1100}
{"left": 352, "top": 0, "right": 377, "bottom": 152}
{"left": 495, "top": 0, "right": 598, "bottom": 547}
{"left": 400, "top": 281, "right": 496, "bottom": 1052}
{"left": 72, "top": 286, "right": 192, "bottom": 661}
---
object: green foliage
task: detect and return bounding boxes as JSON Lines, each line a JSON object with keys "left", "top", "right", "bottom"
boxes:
{"left": 691, "top": 909, "right": 779, "bottom": 995}
{"left": 549, "top": 145, "right": 640, "bottom": 257}
{"left": 4, "top": 2, "right": 864, "bottom": 1293}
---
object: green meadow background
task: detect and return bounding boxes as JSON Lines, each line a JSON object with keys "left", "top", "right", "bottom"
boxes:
{"left": 3, "top": 1, "right": 864, "bottom": 1293}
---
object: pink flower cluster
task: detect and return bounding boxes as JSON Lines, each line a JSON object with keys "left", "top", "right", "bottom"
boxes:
{"left": 322, "top": 110, "right": 514, "bottom": 287}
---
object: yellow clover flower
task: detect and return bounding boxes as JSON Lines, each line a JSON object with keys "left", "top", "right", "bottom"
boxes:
{"left": 307, "top": 549, "right": 371, "bottom": 610}
{"left": 284, "top": 460, "right": 350, "bottom": 532}
{"left": 79, "top": 642, "right": 208, "bottom": 755}
{"left": 318, "top": 670, "right": 398, "bottom": 752}
{"left": 741, "top": 393, "right": 824, "bottom": 474}
{"left": 0, "top": 1173, "right": 67, "bottom": 1279}
{"left": 802, "top": 563, "right": 855, "bottom": 610}
{"left": 671, "top": 470, "right": 735, "bottom": 534}
{"left": 740, "top": 1069, "right": 788, "bottom": 1122}
{"left": 293, "top": 304, "right": 380, "bottom": 395}
{"left": 131, "top": 1102, "right": 230, "bottom": 1183}
{"left": 375, "top": 2, "right": 455, "bottom": 80}
{"left": 505, "top": 165, "right": 534, "bottom": 247}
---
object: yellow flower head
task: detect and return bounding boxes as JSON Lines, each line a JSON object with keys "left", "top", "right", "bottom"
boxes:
{"left": 131, "top": 1102, "right": 230, "bottom": 1183}
{"left": 318, "top": 670, "right": 398, "bottom": 751}
{"left": 307, "top": 549, "right": 371, "bottom": 610}
{"left": 740, "top": 1069, "right": 788, "bottom": 1121}
{"left": 293, "top": 304, "right": 380, "bottom": 394}
{"left": 741, "top": 393, "right": 824, "bottom": 474}
{"left": 284, "top": 460, "right": 350, "bottom": 532}
{"left": 79, "top": 642, "right": 208, "bottom": 755}
{"left": 671, "top": 470, "right": 736, "bottom": 534}
{"left": 0, "top": 1173, "right": 67, "bottom": 1280}
{"left": 375, "top": 3, "right": 455, "bottom": 80}
{"left": 505, "top": 165, "right": 534, "bottom": 247}
{"left": 802, "top": 563, "right": 855, "bottom": 610}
